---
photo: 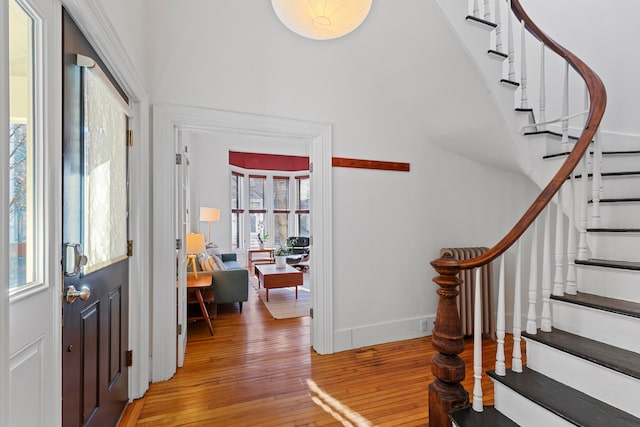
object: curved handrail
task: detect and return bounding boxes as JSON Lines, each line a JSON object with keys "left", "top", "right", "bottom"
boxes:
{"left": 454, "top": 0, "right": 607, "bottom": 271}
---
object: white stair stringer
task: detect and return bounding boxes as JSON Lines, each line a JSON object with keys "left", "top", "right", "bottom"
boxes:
{"left": 551, "top": 299, "right": 640, "bottom": 353}
{"left": 576, "top": 265, "right": 640, "bottom": 303}
{"left": 525, "top": 338, "right": 640, "bottom": 418}
{"left": 492, "top": 380, "right": 573, "bottom": 427}
{"left": 432, "top": 0, "right": 534, "bottom": 176}
{"left": 587, "top": 231, "right": 640, "bottom": 262}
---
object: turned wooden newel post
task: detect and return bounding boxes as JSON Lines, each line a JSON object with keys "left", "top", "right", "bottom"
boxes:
{"left": 429, "top": 255, "right": 468, "bottom": 427}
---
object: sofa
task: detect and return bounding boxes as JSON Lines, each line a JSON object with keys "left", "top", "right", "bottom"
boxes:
{"left": 191, "top": 252, "right": 249, "bottom": 313}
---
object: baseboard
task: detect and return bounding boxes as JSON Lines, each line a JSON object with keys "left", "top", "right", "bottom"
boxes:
{"left": 333, "top": 315, "right": 436, "bottom": 353}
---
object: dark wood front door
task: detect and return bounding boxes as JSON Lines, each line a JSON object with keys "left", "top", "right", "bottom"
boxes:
{"left": 61, "top": 9, "right": 129, "bottom": 427}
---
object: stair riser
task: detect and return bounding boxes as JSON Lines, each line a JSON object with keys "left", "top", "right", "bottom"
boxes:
{"left": 576, "top": 265, "right": 640, "bottom": 303}
{"left": 589, "top": 203, "right": 640, "bottom": 228}
{"left": 526, "top": 339, "right": 640, "bottom": 417}
{"left": 492, "top": 381, "right": 574, "bottom": 427}
{"left": 596, "top": 154, "right": 640, "bottom": 172}
{"left": 593, "top": 175, "right": 640, "bottom": 199}
{"left": 587, "top": 232, "right": 640, "bottom": 261}
{"left": 544, "top": 154, "right": 640, "bottom": 176}
{"left": 551, "top": 300, "right": 640, "bottom": 353}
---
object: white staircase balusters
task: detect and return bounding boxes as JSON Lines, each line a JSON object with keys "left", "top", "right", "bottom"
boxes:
{"left": 561, "top": 62, "right": 570, "bottom": 151}
{"left": 506, "top": 0, "right": 516, "bottom": 83}
{"left": 483, "top": 0, "right": 492, "bottom": 21}
{"left": 566, "top": 172, "right": 577, "bottom": 294}
{"left": 472, "top": 0, "right": 480, "bottom": 18}
{"left": 591, "top": 130, "right": 602, "bottom": 228}
{"left": 538, "top": 43, "right": 546, "bottom": 131}
{"left": 496, "top": 254, "right": 506, "bottom": 376}
{"left": 519, "top": 20, "right": 529, "bottom": 108}
{"left": 553, "top": 192, "right": 565, "bottom": 296}
{"left": 577, "top": 154, "right": 589, "bottom": 260}
{"left": 526, "top": 218, "right": 539, "bottom": 334}
{"left": 494, "top": 0, "right": 503, "bottom": 53}
{"left": 473, "top": 268, "right": 484, "bottom": 412}
{"left": 542, "top": 206, "right": 553, "bottom": 332}
{"left": 512, "top": 239, "right": 523, "bottom": 372}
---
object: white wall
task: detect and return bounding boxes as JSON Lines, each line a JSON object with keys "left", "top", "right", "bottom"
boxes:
{"left": 94, "top": 0, "right": 147, "bottom": 90}
{"left": 520, "top": 0, "right": 640, "bottom": 137}
{"left": 144, "top": 0, "right": 540, "bottom": 350}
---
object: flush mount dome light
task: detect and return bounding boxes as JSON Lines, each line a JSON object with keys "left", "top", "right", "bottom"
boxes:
{"left": 271, "top": 0, "right": 373, "bottom": 40}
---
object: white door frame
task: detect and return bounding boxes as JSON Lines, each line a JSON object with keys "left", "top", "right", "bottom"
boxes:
{"left": 151, "top": 104, "right": 334, "bottom": 381}
{"left": 1, "top": 1, "right": 11, "bottom": 423}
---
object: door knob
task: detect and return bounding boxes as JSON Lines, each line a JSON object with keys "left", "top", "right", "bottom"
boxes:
{"left": 65, "top": 285, "right": 91, "bottom": 304}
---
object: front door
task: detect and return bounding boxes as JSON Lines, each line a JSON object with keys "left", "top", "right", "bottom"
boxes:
{"left": 61, "top": 9, "right": 130, "bottom": 426}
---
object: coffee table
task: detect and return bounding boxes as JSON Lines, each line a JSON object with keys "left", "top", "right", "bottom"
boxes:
{"left": 255, "top": 264, "right": 303, "bottom": 302}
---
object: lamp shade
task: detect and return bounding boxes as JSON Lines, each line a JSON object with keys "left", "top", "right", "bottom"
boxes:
{"left": 185, "top": 233, "right": 206, "bottom": 255}
{"left": 271, "top": 0, "right": 372, "bottom": 40}
{"left": 199, "top": 207, "right": 220, "bottom": 222}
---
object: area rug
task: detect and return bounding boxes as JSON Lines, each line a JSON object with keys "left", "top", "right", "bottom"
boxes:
{"left": 251, "top": 275, "right": 311, "bottom": 319}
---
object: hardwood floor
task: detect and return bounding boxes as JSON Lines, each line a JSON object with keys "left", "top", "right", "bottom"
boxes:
{"left": 119, "top": 284, "right": 522, "bottom": 426}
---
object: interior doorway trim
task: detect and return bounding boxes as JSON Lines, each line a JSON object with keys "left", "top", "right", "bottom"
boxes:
{"left": 151, "top": 104, "right": 334, "bottom": 381}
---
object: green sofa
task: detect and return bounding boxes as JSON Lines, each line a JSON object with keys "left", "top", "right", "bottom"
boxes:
{"left": 192, "top": 252, "right": 249, "bottom": 313}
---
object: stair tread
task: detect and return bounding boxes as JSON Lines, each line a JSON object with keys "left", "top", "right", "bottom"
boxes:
{"left": 524, "top": 129, "right": 580, "bottom": 140}
{"left": 450, "top": 406, "right": 518, "bottom": 427}
{"left": 543, "top": 150, "right": 640, "bottom": 160}
{"left": 575, "top": 258, "right": 640, "bottom": 271}
{"left": 465, "top": 15, "right": 497, "bottom": 29}
{"left": 552, "top": 291, "right": 640, "bottom": 319}
{"left": 574, "top": 170, "right": 640, "bottom": 179}
{"left": 587, "top": 227, "right": 640, "bottom": 232}
{"left": 487, "top": 368, "right": 640, "bottom": 426}
{"left": 522, "top": 328, "right": 640, "bottom": 380}
{"left": 588, "top": 197, "right": 640, "bottom": 203}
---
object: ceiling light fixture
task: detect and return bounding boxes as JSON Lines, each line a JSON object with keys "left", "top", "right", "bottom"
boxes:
{"left": 271, "top": 0, "right": 373, "bottom": 40}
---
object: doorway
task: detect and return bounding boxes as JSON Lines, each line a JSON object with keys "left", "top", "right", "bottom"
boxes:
{"left": 151, "top": 105, "right": 334, "bottom": 382}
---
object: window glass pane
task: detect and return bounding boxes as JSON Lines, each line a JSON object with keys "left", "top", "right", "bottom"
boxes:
{"left": 273, "top": 214, "right": 288, "bottom": 246}
{"left": 83, "top": 67, "right": 128, "bottom": 273}
{"left": 231, "top": 174, "right": 239, "bottom": 209}
{"left": 231, "top": 212, "right": 241, "bottom": 250}
{"left": 273, "top": 177, "right": 289, "bottom": 210}
{"left": 250, "top": 213, "right": 265, "bottom": 248}
{"left": 297, "top": 214, "right": 310, "bottom": 237}
{"left": 298, "top": 177, "right": 310, "bottom": 210}
{"left": 249, "top": 177, "right": 264, "bottom": 210}
{"left": 9, "top": 0, "right": 35, "bottom": 289}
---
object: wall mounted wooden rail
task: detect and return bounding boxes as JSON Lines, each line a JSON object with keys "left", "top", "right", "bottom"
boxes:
{"left": 332, "top": 157, "right": 410, "bottom": 172}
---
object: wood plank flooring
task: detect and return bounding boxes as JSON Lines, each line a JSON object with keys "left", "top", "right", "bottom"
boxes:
{"left": 119, "top": 283, "right": 522, "bottom": 426}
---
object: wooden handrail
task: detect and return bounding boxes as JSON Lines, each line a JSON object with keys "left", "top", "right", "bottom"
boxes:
{"left": 456, "top": 0, "right": 606, "bottom": 271}
{"left": 428, "top": 1, "right": 606, "bottom": 425}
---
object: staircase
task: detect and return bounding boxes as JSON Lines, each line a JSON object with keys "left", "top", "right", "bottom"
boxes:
{"left": 429, "top": 1, "right": 640, "bottom": 426}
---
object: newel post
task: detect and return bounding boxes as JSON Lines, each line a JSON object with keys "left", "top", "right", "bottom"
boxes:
{"left": 429, "top": 255, "right": 469, "bottom": 427}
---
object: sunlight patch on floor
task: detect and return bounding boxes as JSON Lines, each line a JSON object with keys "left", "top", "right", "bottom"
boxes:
{"left": 306, "top": 379, "right": 373, "bottom": 427}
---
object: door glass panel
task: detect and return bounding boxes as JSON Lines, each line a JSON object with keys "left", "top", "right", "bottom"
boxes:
{"left": 82, "top": 66, "right": 128, "bottom": 273}
{"left": 9, "top": 0, "right": 35, "bottom": 289}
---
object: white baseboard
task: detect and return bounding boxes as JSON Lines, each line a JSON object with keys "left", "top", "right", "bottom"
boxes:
{"left": 333, "top": 315, "right": 436, "bottom": 353}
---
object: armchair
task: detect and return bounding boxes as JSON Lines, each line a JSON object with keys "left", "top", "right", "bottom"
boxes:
{"left": 286, "top": 236, "right": 310, "bottom": 271}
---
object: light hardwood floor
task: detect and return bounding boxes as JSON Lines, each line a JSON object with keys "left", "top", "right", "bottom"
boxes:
{"left": 119, "top": 281, "right": 521, "bottom": 426}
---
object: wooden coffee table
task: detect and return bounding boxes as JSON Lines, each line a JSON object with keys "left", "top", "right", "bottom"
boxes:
{"left": 255, "top": 264, "right": 303, "bottom": 302}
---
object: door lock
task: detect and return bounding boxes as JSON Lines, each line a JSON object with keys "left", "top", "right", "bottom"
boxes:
{"left": 65, "top": 285, "right": 91, "bottom": 304}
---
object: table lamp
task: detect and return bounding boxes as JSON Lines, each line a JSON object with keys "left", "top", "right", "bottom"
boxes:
{"left": 185, "top": 233, "right": 206, "bottom": 278}
{"left": 199, "top": 207, "right": 220, "bottom": 243}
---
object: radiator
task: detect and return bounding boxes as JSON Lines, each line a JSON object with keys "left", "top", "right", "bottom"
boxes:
{"left": 439, "top": 247, "right": 495, "bottom": 337}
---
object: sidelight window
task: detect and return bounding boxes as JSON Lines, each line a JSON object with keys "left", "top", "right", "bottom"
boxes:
{"left": 9, "top": 0, "right": 38, "bottom": 290}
